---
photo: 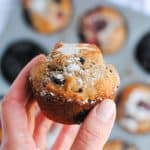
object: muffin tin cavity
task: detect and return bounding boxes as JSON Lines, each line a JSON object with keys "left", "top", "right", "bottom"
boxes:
{"left": 135, "top": 33, "right": 150, "bottom": 73}
{"left": 1, "top": 40, "right": 46, "bottom": 83}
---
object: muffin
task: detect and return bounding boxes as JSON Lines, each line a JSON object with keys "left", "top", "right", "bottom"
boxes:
{"left": 23, "top": 0, "right": 72, "bottom": 34}
{"left": 79, "top": 6, "right": 127, "bottom": 54}
{"left": 135, "top": 32, "right": 150, "bottom": 73}
{"left": 117, "top": 83, "right": 150, "bottom": 134}
{"left": 1, "top": 40, "right": 46, "bottom": 83}
{"left": 29, "top": 42, "right": 120, "bottom": 124}
{"left": 103, "top": 140, "right": 137, "bottom": 150}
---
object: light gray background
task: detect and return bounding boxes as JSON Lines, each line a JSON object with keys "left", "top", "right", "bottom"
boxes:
{"left": 0, "top": 0, "right": 150, "bottom": 149}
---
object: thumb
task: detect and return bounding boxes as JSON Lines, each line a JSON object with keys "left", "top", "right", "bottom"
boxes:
{"left": 71, "top": 100, "right": 116, "bottom": 150}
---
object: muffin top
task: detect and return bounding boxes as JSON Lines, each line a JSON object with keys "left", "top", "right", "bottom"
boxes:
{"left": 30, "top": 42, "right": 120, "bottom": 104}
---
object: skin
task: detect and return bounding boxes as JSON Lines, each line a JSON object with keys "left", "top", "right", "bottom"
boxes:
{"left": 0, "top": 55, "right": 116, "bottom": 150}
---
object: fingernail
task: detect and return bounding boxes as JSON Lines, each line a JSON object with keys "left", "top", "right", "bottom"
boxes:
{"left": 96, "top": 100, "right": 115, "bottom": 122}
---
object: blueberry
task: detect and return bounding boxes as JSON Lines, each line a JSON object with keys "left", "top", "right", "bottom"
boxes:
{"left": 74, "top": 110, "right": 89, "bottom": 123}
{"left": 79, "top": 57, "right": 85, "bottom": 65}
{"left": 94, "top": 19, "right": 107, "bottom": 31}
{"left": 137, "top": 101, "right": 150, "bottom": 110}
{"left": 51, "top": 76, "right": 65, "bottom": 85}
{"left": 78, "top": 88, "right": 83, "bottom": 93}
{"left": 123, "top": 143, "right": 133, "bottom": 150}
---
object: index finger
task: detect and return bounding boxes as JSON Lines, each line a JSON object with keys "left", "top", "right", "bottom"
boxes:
{"left": 71, "top": 100, "right": 116, "bottom": 150}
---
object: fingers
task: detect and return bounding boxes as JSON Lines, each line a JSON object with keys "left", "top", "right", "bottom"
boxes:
{"left": 33, "top": 112, "right": 53, "bottom": 150}
{"left": 52, "top": 125, "right": 80, "bottom": 150}
{"left": 0, "top": 100, "right": 36, "bottom": 149}
{"left": 26, "top": 100, "right": 39, "bottom": 134}
{"left": 71, "top": 100, "right": 116, "bottom": 150}
{"left": 0, "top": 55, "right": 45, "bottom": 147}
{"left": 7, "top": 54, "right": 45, "bottom": 104}
{"left": 1, "top": 99, "right": 29, "bottom": 140}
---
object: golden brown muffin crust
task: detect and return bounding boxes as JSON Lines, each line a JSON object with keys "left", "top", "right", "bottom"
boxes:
{"left": 30, "top": 42, "right": 120, "bottom": 124}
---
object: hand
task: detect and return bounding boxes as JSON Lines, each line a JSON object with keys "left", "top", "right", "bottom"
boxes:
{"left": 0, "top": 55, "right": 116, "bottom": 150}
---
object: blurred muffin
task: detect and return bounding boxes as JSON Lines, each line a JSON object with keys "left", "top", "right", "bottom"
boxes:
{"left": 117, "top": 83, "right": 150, "bottom": 134}
{"left": 104, "top": 140, "right": 137, "bottom": 150}
{"left": 23, "top": 0, "right": 72, "bottom": 34}
{"left": 29, "top": 42, "right": 120, "bottom": 124}
{"left": 1, "top": 40, "right": 46, "bottom": 83}
{"left": 79, "top": 6, "right": 127, "bottom": 55}
{"left": 135, "top": 32, "right": 150, "bottom": 73}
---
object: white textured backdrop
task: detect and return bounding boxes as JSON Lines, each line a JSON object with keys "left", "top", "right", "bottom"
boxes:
{"left": 109, "top": 0, "right": 150, "bottom": 15}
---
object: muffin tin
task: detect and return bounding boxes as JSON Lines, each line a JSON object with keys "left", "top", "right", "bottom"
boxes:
{"left": 0, "top": 0, "right": 150, "bottom": 149}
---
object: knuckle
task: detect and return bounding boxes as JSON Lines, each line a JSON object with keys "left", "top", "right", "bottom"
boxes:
{"left": 81, "top": 125, "right": 100, "bottom": 140}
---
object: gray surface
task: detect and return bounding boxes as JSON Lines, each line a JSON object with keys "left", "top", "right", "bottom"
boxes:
{"left": 0, "top": 0, "right": 150, "bottom": 149}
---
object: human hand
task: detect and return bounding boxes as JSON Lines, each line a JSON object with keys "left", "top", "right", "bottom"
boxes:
{"left": 0, "top": 55, "right": 116, "bottom": 150}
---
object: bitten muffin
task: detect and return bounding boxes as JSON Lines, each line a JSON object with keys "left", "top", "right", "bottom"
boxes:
{"left": 117, "top": 83, "right": 150, "bottom": 134}
{"left": 23, "top": 0, "right": 72, "bottom": 34}
{"left": 1, "top": 40, "right": 46, "bottom": 83}
{"left": 29, "top": 42, "right": 120, "bottom": 124}
{"left": 135, "top": 32, "right": 150, "bottom": 73}
{"left": 103, "top": 140, "right": 137, "bottom": 150}
{"left": 79, "top": 6, "right": 127, "bottom": 54}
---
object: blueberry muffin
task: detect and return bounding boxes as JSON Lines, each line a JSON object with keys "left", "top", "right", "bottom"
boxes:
{"left": 23, "top": 0, "right": 72, "bottom": 34}
{"left": 1, "top": 40, "right": 46, "bottom": 83}
{"left": 104, "top": 140, "right": 137, "bottom": 150}
{"left": 29, "top": 42, "right": 120, "bottom": 124}
{"left": 117, "top": 83, "right": 150, "bottom": 134}
{"left": 135, "top": 32, "right": 150, "bottom": 73}
{"left": 79, "top": 6, "right": 127, "bottom": 55}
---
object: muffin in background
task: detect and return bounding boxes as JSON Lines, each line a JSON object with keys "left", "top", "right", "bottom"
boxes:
{"left": 117, "top": 83, "right": 150, "bottom": 134}
{"left": 79, "top": 6, "right": 127, "bottom": 55}
{"left": 23, "top": 0, "right": 72, "bottom": 34}
{"left": 103, "top": 139, "right": 138, "bottom": 150}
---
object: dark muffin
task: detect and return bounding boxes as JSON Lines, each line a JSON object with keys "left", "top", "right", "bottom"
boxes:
{"left": 29, "top": 42, "right": 120, "bottom": 124}
{"left": 135, "top": 33, "right": 150, "bottom": 73}
{"left": 104, "top": 140, "right": 138, "bottom": 150}
{"left": 79, "top": 6, "right": 127, "bottom": 55}
{"left": 117, "top": 83, "right": 150, "bottom": 134}
{"left": 23, "top": 0, "right": 72, "bottom": 34}
{"left": 1, "top": 40, "right": 46, "bottom": 83}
